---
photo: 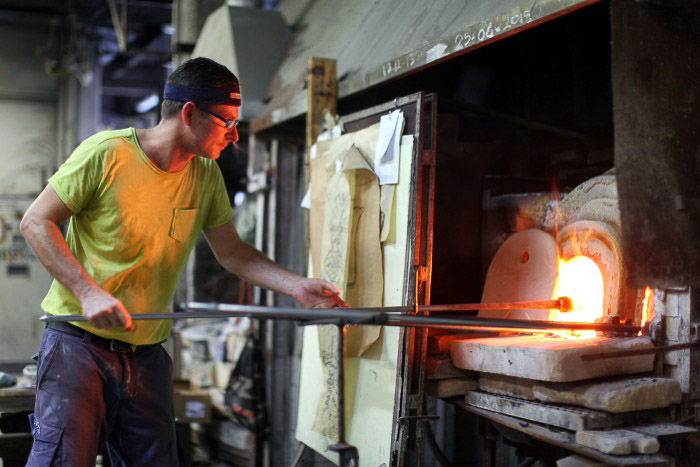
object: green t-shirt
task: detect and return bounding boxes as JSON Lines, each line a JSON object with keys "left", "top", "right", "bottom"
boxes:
{"left": 41, "top": 128, "right": 233, "bottom": 344}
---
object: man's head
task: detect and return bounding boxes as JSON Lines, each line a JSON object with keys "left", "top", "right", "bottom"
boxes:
{"left": 161, "top": 58, "right": 241, "bottom": 159}
{"left": 161, "top": 57, "right": 240, "bottom": 119}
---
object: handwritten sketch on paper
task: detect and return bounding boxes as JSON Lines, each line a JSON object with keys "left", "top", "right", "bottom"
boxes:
{"left": 321, "top": 170, "right": 353, "bottom": 288}
{"left": 312, "top": 326, "right": 340, "bottom": 439}
{"left": 313, "top": 159, "right": 354, "bottom": 438}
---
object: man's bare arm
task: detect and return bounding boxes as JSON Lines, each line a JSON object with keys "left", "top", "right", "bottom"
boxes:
{"left": 203, "top": 221, "right": 345, "bottom": 308}
{"left": 20, "top": 185, "right": 132, "bottom": 329}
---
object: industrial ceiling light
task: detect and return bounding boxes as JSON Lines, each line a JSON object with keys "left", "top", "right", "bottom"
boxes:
{"left": 136, "top": 93, "right": 159, "bottom": 113}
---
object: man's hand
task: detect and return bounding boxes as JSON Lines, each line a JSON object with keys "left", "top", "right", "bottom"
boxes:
{"left": 203, "top": 223, "right": 348, "bottom": 308}
{"left": 21, "top": 185, "right": 134, "bottom": 331}
{"left": 81, "top": 288, "right": 134, "bottom": 330}
{"left": 294, "top": 279, "right": 349, "bottom": 309}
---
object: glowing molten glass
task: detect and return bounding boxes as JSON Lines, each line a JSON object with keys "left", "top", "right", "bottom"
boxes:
{"left": 550, "top": 256, "right": 604, "bottom": 338}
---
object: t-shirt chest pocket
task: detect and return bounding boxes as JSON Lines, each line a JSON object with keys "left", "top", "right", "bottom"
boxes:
{"left": 169, "top": 207, "right": 199, "bottom": 243}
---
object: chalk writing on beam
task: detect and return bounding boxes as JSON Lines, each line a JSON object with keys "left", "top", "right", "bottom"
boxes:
{"left": 379, "top": 7, "right": 537, "bottom": 79}
{"left": 453, "top": 9, "right": 533, "bottom": 51}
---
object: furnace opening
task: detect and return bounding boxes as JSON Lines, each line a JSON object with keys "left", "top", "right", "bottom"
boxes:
{"left": 550, "top": 255, "right": 604, "bottom": 338}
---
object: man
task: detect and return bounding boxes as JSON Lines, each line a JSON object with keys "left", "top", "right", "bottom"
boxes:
{"left": 20, "top": 57, "right": 342, "bottom": 466}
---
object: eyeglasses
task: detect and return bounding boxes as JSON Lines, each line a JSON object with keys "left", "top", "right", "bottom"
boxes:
{"left": 196, "top": 105, "right": 238, "bottom": 129}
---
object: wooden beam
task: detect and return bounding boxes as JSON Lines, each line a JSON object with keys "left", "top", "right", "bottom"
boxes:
{"left": 0, "top": 387, "right": 35, "bottom": 412}
{"left": 305, "top": 57, "right": 337, "bottom": 149}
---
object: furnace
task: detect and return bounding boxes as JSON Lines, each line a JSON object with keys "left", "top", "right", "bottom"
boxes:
{"left": 426, "top": 169, "right": 687, "bottom": 460}
{"left": 450, "top": 173, "right": 654, "bottom": 381}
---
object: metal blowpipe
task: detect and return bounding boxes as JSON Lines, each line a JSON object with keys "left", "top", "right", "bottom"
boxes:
{"left": 35, "top": 296, "right": 645, "bottom": 336}
{"left": 40, "top": 297, "right": 573, "bottom": 323}
{"left": 423, "top": 296, "right": 573, "bottom": 313}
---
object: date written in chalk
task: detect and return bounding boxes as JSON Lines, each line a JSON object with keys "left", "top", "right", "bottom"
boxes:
{"left": 454, "top": 10, "right": 533, "bottom": 50}
{"left": 379, "top": 9, "right": 535, "bottom": 79}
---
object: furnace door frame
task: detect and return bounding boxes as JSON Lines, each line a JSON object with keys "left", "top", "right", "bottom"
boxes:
{"left": 339, "top": 91, "right": 438, "bottom": 465}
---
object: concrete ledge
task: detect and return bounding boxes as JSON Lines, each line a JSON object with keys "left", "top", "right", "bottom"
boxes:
{"left": 479, "top": 373, "right": 536, "bottom": 400}
{"left": 425, "top": 377, "right": 478, "bottom": 397}
{"left": 575, "top": 429, "right": 660, "bottom": 455}
{"left": 533, "top": 377, "right": 681, "bottom": 413}
{"left": 451, "top": 335, "right": 654, "bottom": 382}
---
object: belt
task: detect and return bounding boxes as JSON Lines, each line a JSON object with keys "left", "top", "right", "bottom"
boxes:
{"left": 46, "top": 321, "right": 161, "bottom": 353}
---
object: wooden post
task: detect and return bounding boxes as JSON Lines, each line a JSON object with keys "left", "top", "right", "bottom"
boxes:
{"left": 304, "top": 57, "right": 337, "bottom": 265}
{"left": 305, "top": 57, "right": 337, "bottom": 150}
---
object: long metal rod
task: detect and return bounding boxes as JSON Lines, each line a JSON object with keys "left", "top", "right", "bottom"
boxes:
{"left": 326, "top": 323, "right": 360, "bottom": 465}
{"left": 455, "top": 99, "right": 587, "bottom": 141}
{"left": 424, "top": 297, "right": 572, "bottom": 312}
{"left": 581, "top": 342, "right": 699, "bottom": 360}
{"left": 40, "top": 301, "right": 641, "bottom": 334}
{"left": 39, "top": 297, "right": 570, "bottom": 323}
{"left": 337, "top": 324, "right": 346, "bottom": 445}
{"left": 385, "top": 315, "right": 639, "bottom": 333}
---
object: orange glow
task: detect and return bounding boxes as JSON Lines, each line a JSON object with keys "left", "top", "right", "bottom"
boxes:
{"left": 639, "top": 287, "right": 654, "bottom": 336}
{"left": 550, "top": 256, "right": 604, "bottom": 338}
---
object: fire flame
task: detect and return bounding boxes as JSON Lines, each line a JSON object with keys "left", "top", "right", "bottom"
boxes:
{"left": 543, "top": 179, "right": 652, "bottom": 338}
{"left": 550, "top": 256, "right": 604, "bottom": 338}
{"left": 639, "top": 287, "right": 654, "bottom": 336}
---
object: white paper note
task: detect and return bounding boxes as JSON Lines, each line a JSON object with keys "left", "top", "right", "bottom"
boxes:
{"left": 300, "top": 185, "right": 312, "bottom": 209}
{"left": 373, "top": 110, "right": 404, "bottom": 185}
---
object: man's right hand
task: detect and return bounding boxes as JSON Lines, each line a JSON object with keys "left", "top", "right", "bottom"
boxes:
{"left": 81, "top": 289, "right": 133, "bottom": 330}
{"left": 21, "top": 185, "right": 134, "bottom": 332}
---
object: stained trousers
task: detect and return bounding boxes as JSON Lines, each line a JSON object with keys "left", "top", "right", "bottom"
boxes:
{"left": 26, "top": 326, "right": 177, "bottom": 467}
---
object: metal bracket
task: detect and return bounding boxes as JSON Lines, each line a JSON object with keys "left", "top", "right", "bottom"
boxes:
{"left": 692, "top": 402, "right": 700, "bottom": 424}
{"left": 634, "top": 0, "right": 685, "bottom": 10}
{"left": 328, "top": 443, "right": 359, "bottom": 467}
{"left": 398, "top": 415, "right": 440, "bottom": 423}
{"left": 650, "top": 318, "right": 665, "bottom": 344}
{"left": 689, "top": 323, "right": 700, "bottom": 344}
{"left": 416, "top": 265, "right": 430, "bottom": 284}
{"left": 333, "top": 322, "right": 360, "bottom": 466}
{"left": 674, "top": 195, "right": 700, "bottom": 213}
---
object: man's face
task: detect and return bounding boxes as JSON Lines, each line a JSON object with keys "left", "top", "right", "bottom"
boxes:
{"left": 191, "top": 103, "right": 240, "bottom": 159}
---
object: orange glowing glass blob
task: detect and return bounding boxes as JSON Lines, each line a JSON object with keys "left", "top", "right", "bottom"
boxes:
{"left": 550, "top": 255, "right": 604, "bottom": 338}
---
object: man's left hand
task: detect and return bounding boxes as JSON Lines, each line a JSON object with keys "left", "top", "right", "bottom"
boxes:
{"left": 294, "top": 279, "right": 349, "bottom": 308}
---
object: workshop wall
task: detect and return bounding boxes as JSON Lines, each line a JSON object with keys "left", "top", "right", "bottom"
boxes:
{"left": 0, "top": 24, "right": 59, "bottom": 196}
{"left": 0, "top": 23, "right": 58, "bottom": 362}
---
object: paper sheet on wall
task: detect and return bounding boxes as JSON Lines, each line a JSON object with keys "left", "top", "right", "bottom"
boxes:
{"left": 300, "top": 185, "right": 312, "bottom": 209}
{"left": 297, "top": 132, "right": 416, "bottom": 465}
{"left": 380, "top": 184, "right": 395, "bottom": 242}
{"left": 312, "top": 141, "right": 384, "bottom": 437}
{"left": 343, "top": 146, "right": 383, "bottom": 357}
{"left": 312, "top": 146, "right": 358, "bottom": 438}
{"left": 374, "top": 110, "right": 404, "bottom": 185}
